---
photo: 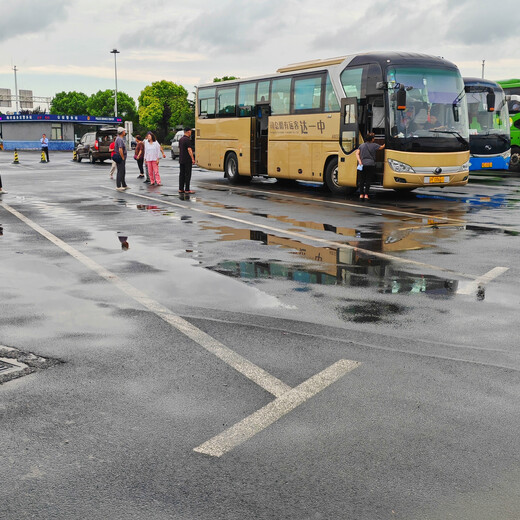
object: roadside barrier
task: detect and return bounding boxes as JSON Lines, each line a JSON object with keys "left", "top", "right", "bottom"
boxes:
{"left": 73, "top": 149, "right": 77, "bottom": 161}
{"left": 12, "top": 149, "right": 19, "bottom": 164}
{"left": 40, "top": 151, "right": 47, "bottom": 163}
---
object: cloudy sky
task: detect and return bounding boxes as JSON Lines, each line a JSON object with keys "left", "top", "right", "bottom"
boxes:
{"left": 1, "top": 0, "right": 519, "bottom": 107}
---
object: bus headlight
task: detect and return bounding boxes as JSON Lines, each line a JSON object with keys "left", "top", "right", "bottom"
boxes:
{"left": 501, "top": 149, "right": 511, "bottom": 158}
{"left": 461, "top": 161, "right": 471, "bottom": 171}
{"left": 387, "top": 159, "right": 415, "bottom": 173}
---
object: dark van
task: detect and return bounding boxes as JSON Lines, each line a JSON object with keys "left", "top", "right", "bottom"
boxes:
{"left": 76, "top": 127, "right": 118, "bottom": 163}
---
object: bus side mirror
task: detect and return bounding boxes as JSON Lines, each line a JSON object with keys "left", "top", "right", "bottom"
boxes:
{"left": 487, "top": 91, "right": 495, "bottom": 112}
{"left": 396, "top": 85, "right": 406, "bottom": 111}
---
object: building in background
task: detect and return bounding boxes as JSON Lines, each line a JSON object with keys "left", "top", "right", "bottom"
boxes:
{"left": 0, "top": 114, "right": 123, "bottom": 151}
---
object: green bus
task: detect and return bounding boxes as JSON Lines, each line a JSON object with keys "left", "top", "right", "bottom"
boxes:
{"left": 497, "top": 78, "right": 520, "bottom": 170}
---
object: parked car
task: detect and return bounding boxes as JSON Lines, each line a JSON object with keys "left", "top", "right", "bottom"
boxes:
{"left": 170, "top": 130, "right": 183, "bottom": 159}
{"left": 170, "top": 129, "right": 195, "bottom": 160}
{"left": 76, "top": 127, "right": 118, "bottom": 163}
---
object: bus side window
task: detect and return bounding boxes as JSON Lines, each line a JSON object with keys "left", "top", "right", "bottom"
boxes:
{"left": 238, "top": 82, "right": 256, "bottom": 117}
{"left": 325, "top": 74, "right": 340, "bottom": 112}
{"left": 271, "top": 78, "right": 291, "bottom": 115}
{"left": 198, "top": 87, "right": 216, "bottom": 119}
{"left": 293, "top": 75, "right": 323, "bottom": 112}
{"left": 217, "top": 86, "right": 237, "bottom": 117}
{"left": 370, "top": 97, "right": 385, "bottom": 135}
{"left": 257, "top": 80, "right": 271, "bottom": 104}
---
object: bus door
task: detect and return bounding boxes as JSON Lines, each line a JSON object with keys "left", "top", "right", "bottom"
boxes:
{"left": 337, "top": 97, "right": 359, "bottom": 187}
{"left": 251, "top": 103, "right": 270, "bottom": 175}
{"left": 367, "top": 95, "right": 386, "bottom": 184}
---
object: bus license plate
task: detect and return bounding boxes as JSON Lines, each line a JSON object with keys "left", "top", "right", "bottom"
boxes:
{"left": 426, "top": 176, "right": 448, "bottom": 184}
{"left": 482, "top": 162, "right": 493, "bottom": 168}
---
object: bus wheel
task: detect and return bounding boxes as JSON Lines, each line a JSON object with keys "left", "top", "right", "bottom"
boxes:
{"left": 509, "top": 148, "right": 520, "bottom": 171}
{"left": 325, "top": 157, "right": 351, "bottom": 195}
{"left": 225, "top": 153, "right": 242, "bottom": 184}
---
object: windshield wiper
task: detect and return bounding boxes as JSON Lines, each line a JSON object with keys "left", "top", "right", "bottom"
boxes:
{"left": 477, "top": 131, "right": 510, "bottom": 144}
{"left": 428, "top": 129, "right": 469, "bottom": 147}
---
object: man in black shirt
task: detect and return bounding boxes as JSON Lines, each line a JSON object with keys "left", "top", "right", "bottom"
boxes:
{"left": 178, "top": 128, "right": 196, "bottom": 193}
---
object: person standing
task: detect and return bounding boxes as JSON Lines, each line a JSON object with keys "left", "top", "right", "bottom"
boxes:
{"left": 134, "top": 135, "right": 145, "bottom": 178}
{"left": 355, "top": 132, "right": 384, "bottom": 200}
{"left": 144, "top": 132, "right": 162, "bottom": 186}
{"left": 108, "top": 139, "right": 116, "bottom": 179}
{"left": 114, "top": 127, "right": 128, "bottom": 192}
{"left": 178, "top": 128, "right": 195, "bottom": 193}
{"left": 40, "top": 133, "right": 49, "bottom": 162}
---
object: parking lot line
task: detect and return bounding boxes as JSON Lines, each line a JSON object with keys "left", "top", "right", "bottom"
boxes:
{"left": 194, "top": 359, "right": 360, "bottom": 457}
{"left": 456, "top": 266, "right": 509, "bottom": 295}
{"left": 102, "top": 188, "right": 478, "bottom": 280}
{"left": 0, "top": 201, "right": 291, "bottom": 398}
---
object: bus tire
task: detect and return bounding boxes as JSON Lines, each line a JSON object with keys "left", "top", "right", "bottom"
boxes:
{"left": 509, "top": 147, "right": 520, "bottom": 171}
{"left": 324, "top": 157, "right": 353, "bottom": 195}
{"left": 225, "top": 152, "right": 250, "bottom": 184}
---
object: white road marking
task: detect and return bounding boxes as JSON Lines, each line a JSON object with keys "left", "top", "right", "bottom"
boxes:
{"left": 0, "top": 357, "right": 28, "bottom": 376}
{"left": 0, "top": 201, "right": 291, "bottom": 398}
{"left": 101, "top": 188, "right": 477, "bottom": 280}
{"left": 1, "top": 200, "right": 361, "bottom": 456}
{"left": 194, "top": 359, "right": 360, "bottom": 457}
{"left": 456, "top": 266, "right": 509, "bottom": 295}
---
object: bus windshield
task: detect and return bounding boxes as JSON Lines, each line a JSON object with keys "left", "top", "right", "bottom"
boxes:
{"left": 467, "top": 88, "right": 509, "bottom": 137}
{"left": 387, "top": 67, "right": 469, "bottom": 152}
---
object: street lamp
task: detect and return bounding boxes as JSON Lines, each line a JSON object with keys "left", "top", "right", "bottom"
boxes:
{"left": 110, "top": 48, "right": 120, "bottom": 117}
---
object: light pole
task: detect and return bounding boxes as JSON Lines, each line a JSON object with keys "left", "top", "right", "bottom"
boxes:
{"left": 13, "top": 65, "right": 19, "bottom": 113}
{"left": 482, "top": 59, "right": 485, "bottom": 79}
{"left": 110, "top": 49, "right": 120, "bottom": 117}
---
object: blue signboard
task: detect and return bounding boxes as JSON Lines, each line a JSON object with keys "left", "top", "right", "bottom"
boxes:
{"left": 0, "top": 114, "right": 123, "bottom": 123}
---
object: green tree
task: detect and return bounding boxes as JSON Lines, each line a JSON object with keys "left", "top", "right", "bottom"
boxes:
{"left": 138, "top": 80, "right": 192, "bottom": 142}
{"left": 50, "top": 91, "right": 89, "bottom": 115}
{"left": 86, "top": 90, "right": 138, "bottom": 123}
{"left": 213, "top": 76, "right": 239, "bottom": 82}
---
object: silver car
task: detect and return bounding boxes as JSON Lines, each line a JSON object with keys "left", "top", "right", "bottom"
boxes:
{"left": 170, "top": 131, "right": 184, "bottom": 159}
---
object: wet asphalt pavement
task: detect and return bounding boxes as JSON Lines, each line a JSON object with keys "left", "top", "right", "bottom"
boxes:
{"left": 1, "top": 151, "right": 519, "bottom": 519}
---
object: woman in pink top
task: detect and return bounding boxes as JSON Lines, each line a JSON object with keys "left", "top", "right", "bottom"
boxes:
{"left": 144, "top": 132, "right": 164, "bottom": 186}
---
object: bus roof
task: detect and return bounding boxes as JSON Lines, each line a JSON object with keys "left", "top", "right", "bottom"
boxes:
{"left": 496, "top": 78, "right": 520, "bottom": 86}
{"left": 197, "top": 51, "right": 460, "bottom": 89}
{"left": 464, "top": 77, "right": 504, "bottom": 90}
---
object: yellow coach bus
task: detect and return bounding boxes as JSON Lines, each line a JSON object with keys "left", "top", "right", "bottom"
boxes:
{"left": 195, "top": 52, "right": 471, "bottom": 194}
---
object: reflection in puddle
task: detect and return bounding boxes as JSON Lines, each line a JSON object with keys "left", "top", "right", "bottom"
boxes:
{"left": 199, "top": 197, "right": 464, "bottom": 249}
{"left": 203, "top": 225, "right": 458, "bottom": 295}
{"left": 117, "top": 234, "right": 129, "bottom": 251}
{"left": 204, "top": 214, "right": 464, "bottom": 254}
{"left": 208, "top": 258, "right": 457, "bottom": 297}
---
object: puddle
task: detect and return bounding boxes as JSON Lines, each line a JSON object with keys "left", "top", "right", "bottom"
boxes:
{"left": 208, "top": 258, "right": 457, "bottom": 296}
{"left": 203, "top": 220, "right": 465, "bottom": 263}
